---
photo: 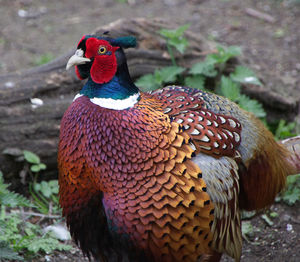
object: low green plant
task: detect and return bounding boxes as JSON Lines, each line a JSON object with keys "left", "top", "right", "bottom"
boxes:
{"left": 23, "top": 150, "right": 46, "bottom": 173}
{"left": 274, "top": 119, "right": 297, "bottom": 140}
{"left": 261, "top": 213, "right": 274, "bottom": 226}
{"left": 279, "top": 174, "right": 300, "bottom": 206}
{"left": 241, "top": 221, "right": 254, "bottom": 239}
{"left": 0, "top": 213, "right": 71, "bottom": 260}
{"left": 159, "top": 24, "right": 190, "bottom": 66}
{"left": 188, "top": 50, "right": 265, "bottom": 119}
{"left": 0, "top": 171, "right": 31, "bottom": 261}
{"left": 0, "top": 172, "right": 32, "bottom": 213}
{"left": 0, "top": 171, "right": 70, "bottom": 261}
{"left": 273, "top": 120, "right": 299, "bottom": 205}
{"left": 32, "top": 180, "right": 60, "bottom": 215}
{"left": 136, "top": 24, "right": 191, "bottom": 91}
{"left": 22, "top": 150, "right": 60, "bottom": 215}
{"left": 136, "top": 66, "right": 185, "bottom": 91}
{"left": 0, "top": 240, "right": 23, "bottom": 261}
{"left": 136, "top": 25, "right": 266, "bottom": 119}
{"left": 218, "top": 71, "right": 266, "bottom": 118}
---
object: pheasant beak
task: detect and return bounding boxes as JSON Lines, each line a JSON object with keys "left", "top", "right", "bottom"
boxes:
{"left": 66, "top": 49, "right": 91, "bottom": 70}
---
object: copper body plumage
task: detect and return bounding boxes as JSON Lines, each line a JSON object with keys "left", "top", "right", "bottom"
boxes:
{"left": 58, "top": 35, "right": 296, "bottom": 262}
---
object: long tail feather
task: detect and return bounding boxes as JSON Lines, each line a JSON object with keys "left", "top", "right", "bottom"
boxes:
{"left": 280, "top": 135, "right": 300, "bottom": 174}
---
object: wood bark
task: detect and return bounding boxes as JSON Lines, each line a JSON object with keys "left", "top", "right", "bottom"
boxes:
{"left": 0, "top": 18, "right": 298, "bottom": 180}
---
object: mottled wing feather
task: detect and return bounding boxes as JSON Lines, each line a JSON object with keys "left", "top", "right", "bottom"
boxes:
{"left": 150, "top": 86, "right": 242, "bottom": 158}
{"left": 193, "top": 153, "right": 242, "bottom": 260}
{"left": 150, "top": 86, "right": 243, "bottom": 260}
{"left": 172, "top": 109, "right": 241, "bottom": 157}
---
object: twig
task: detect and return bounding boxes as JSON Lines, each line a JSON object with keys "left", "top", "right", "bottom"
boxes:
{"left": 13, "top": 210, "right": 61, "bottom": 219}
{"left": 197, "top": 49, "right": 218, "bottom": 56}
{"left": 245, "top": 8, "right": 276, "bottom": 24}
{"left": 24, "top": 211, "right": 61, "bottom": 219}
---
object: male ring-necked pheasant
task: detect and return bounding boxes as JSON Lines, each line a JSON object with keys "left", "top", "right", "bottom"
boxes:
{"left": 58, "top": 35, "right": 299, "bottom": 262}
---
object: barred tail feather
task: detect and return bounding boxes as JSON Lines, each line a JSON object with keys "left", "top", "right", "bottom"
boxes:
{"left": 239, "top": 125, "right": 294, "bottom": 211}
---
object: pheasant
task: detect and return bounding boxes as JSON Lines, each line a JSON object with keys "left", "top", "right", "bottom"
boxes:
{"left": 58, "top": 34, "right": 299, "bottom": 262}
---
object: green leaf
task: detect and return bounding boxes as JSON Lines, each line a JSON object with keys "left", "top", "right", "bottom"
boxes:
{"left": 0, "top": 240, "right": 24, "bottom": 261}
{"left": 26, "top": 235, "right": 71, "bottom": 254}
{"left": 33, "top": 180, "right": 59, "bottom": 200}
{"left": 238, "top": 95, "right": 266, "bottom": 118}
{"left": 281, "top": 174, "right": 300, "bottom": 205}
{"left": 159, "top": 24, "right": 190, "bottom": 39}
{"left": 40, "top": 181, "right": 52, "bottom": 198}
{"left": 51, "top": 187, "right": 59, "bottom": 195}
{"left": 153, "top": 70, "right": 163, "bottom": 84}
{"left": 135, "top": 74, "right": 159, "bottom": 92}
{"left": 225, "top": 45, "right": 242, "bottom": 57}
{"left": 269, "top": 212, "right": 278, "bottom": 218}
{"left": 207, "top": 45, "right": 242, "bottom": 65}
{"left": 205, "top": 55, "right": 219, "bottom": 66}
{"left": 242, "top": 221, "right": 253, "bottom": 236}
{"left": 173, "top": 24, "right": 190, "bottom": 37}
{"left": 49, "top": 180, "right": 59, "bottom": 194}
{"left": 159, "top": 24, "right": 190, "bottom": 54}
{"left": 39, "top": 163, "right": 47, "bottom": 170}
{"left": 189, "top": 60, "right": 217, "bottom": 77}
{"left": 286, "top": 173, "right": 300, "bottom": 185}
{"left": 138, "top": 66, "right": 185, "bottom": 90}
{"left": 0, "top": 173, "right": 32, "bottom": 208}
{"left": 49, "top": 180, "right": 58, "bottom": 187}
{"left": 220, "top": 76, "right": 240, "bottom": 101}
{"left": 184, "top": 75, "right": 205, "bottom": 90}
{"left": 261, "top": 214, "right": 274, "bottom": 226}
{"left": 1, "top": 193, "right": 32, "bottom": 208}
{"left": 0, "top": 211, "right": 70, "bottom": 257}
{"left": 241, "top": 210, "right": 257, "bottom": 220}
{"left": 282, "top": 187, "right": 300, "bottom": 205}
{"left": 230, "top": 66, "right": 262, "bottom": 86}
{"left": 23, "top": 150, "right": 40, "bottom": 164}
{"left": 168, "top": 37, "right": 189, "bottom": 54}
{"left": 30, "top": 164, "right": 41, "bottom": 173}
{"left": 0, "top": 171, "right": 9, "bottom": 192}
{"left": 33, "top": 183, "right": 41, "bottom": 192}
{"left": 158, "top": 66, "right": 185, "bottom": 83}
{"left": 275, "top": 120, "right": 296, "bottom": 140}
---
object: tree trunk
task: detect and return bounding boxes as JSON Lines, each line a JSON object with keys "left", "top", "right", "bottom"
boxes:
{"left": 0, "top": 18, "right": 298, "bottom": 183}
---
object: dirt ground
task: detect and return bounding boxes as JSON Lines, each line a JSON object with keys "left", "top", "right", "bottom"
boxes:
{"left": 0, "top": 0, "right": 299, "bottom": 261}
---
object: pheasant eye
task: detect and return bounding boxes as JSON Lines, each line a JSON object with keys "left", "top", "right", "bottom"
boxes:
{"left": 98, "top": 46, "right": 107, "bottom": 54}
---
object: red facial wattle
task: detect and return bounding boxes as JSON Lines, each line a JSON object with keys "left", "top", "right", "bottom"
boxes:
{"left": 84, "top": 38, "right": 119, "bottom": 84}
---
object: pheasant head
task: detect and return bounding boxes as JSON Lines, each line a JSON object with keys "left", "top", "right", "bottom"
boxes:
{"left": 66, "top": 34, "right": 139, "bottom": 109}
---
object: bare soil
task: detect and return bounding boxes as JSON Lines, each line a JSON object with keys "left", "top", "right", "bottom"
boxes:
{"left": 0, "top": 0, "right": 299, "bottom": 261}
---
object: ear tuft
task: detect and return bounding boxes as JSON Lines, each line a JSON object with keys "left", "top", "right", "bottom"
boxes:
{"left": 112, "top": 36, "right": 137, "bottom": 49}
